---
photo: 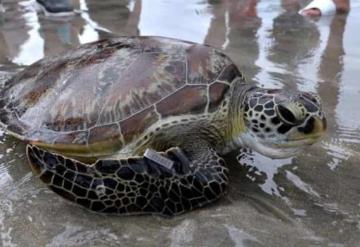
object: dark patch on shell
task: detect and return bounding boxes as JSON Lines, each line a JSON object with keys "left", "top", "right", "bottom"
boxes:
{"left": 120, "top": 106, "right": 159, "bottom": 143}
{"left": 218, "top": 64, "right": 242, "bottom": 82}
{"left": 156, "top": 85, "right": 208, "bottom": 117}
{"left": 88, "top": 123, "right": 122, "bottom": 144}
{"left": 52, "top": 131, "right": 89, "bottom": 145}
{"left": 186, "top": 46, "right": 233, "bottom": 85}
{"left": 208, "top": 82, "right": 230, "bottom": 113}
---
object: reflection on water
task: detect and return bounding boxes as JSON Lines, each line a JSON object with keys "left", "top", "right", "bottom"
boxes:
{"left": 225, "top": 224, "right": 262, "bottom": 246}
{"left": 0, "top": 0, "right": 360, "bottom": 246}
{"left": 138, "top": 0, "right": 213, "bottom": 43}
{"left": 77, "top": 0, "right": 110, "bottom": 44}
{"left": 12, "top": 1, "right": 44, "bottom": 65}
{"left": 238, "top": 149, "right": 293, "bottom": 197}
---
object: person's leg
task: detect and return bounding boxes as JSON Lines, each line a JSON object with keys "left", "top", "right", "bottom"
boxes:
{"left": 334, "top": 0, "right": 350, "bottom": 13}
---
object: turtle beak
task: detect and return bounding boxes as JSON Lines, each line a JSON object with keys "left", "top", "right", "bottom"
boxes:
{"left": 309, "top": 115, "right": 327, "bottom": 140}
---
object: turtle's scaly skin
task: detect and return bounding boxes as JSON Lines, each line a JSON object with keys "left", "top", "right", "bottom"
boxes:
{"left": 0, "top": 37, "right": 326, "bottom": 216}
{"left": 0, "top": 37, "right": 241, "bottom": 160}
{"left": 27, "top": 144, "right": 229, "bottom": 216}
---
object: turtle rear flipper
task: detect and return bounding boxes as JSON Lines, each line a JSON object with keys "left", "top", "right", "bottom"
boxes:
{"left": 26, "top": 144, "right": 229, "bottom": 216}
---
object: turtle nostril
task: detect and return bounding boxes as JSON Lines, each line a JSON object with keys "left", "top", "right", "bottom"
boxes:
{"left": 276, "top": 104, "right": 297, "bottom": 125}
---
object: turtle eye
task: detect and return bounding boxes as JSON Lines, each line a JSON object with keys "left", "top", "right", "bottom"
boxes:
{"left": 276, "top": 104, "right": 299, "bottom": 125}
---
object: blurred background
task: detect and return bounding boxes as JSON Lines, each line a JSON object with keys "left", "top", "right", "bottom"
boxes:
{"left": 0, "top": 0, "right": 360, "bottom": 246}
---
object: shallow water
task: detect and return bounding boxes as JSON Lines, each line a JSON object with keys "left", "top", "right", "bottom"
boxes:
{"left": 0, "top": 0, "right": 360, "bottom": 246}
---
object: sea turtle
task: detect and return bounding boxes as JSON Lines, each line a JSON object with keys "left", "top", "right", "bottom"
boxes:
{"left": 0, "top": 36, "right": 326, "bottom": 216}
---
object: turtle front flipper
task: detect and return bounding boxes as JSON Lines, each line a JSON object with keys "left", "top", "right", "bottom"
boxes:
{"left": 26, "top": 144, "right": 229, "bottom": 216}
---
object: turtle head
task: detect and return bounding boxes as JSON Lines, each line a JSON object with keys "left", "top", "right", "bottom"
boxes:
{"left": 236, "top": 88, "right": 326, "bottom": 158}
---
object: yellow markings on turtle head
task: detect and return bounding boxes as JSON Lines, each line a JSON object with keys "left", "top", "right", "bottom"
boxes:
{"left": 230, "top": 111, "right": 246, "bottom": 141}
